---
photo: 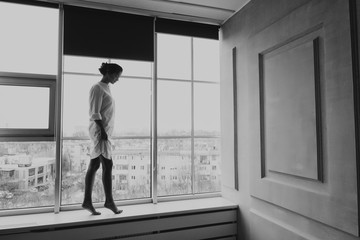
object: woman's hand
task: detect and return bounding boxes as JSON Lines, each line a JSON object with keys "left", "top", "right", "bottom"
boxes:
{"left": 100, "top": 128, "right": 108, "bottom": 141}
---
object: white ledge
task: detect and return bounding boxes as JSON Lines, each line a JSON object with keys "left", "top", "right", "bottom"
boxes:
{"left": 0, "top": 197, "right": 237, "bottom": 235}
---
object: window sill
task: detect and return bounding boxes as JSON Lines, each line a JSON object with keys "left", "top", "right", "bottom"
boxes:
{"left": 0, "top": 197, "right": 237, "bottom": 236}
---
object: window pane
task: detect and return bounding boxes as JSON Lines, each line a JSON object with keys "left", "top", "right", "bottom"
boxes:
{"left": 194, "top": 83, "right": 220, "bottom": 136}
{"left": 157, "top": 34, "right": 191, "bottom": 80}
{"left": 65, "top": 57, "right": 153, "bottom": 77}
{"left": 61, "top": 139, "right": 150, "bottom": 205}
{"left": 157, "top": 138, "right": 191, "bottom": 196}
{"left": 0, "top": 142, "right": 55, "bottom": 210}
{"left": 158, "top": 81, "right": 191, "bottom": 136}
{"left": 194, "top": 138, "right": 221, "bottom": 193}
{"left": 61, "top": 140, "right": 90, "bottom": 205}
{"left": 0, "top": 2, "right": 58, "bottom": 74}
{"left": 62, "top": 74, "right": 98, "bottom": 138}
{"left": 112, "top": 78, "right": 151, "bottom": 137}
{"left": 64, "top": 56, "right": 108, "bottom": 75}
{"left": 112, "top": 139, "right": 151, "bottom": 199}
{"left": 63, "top": 76, "right": 151, "bottom": 138}
{"left": 112, "top": 59, "right": 152, "bottom": 78}
{"left": 0, "top": 86, "right": 49, "bottom": 129}
{"left": 194, "top": 38, "right": 220, "bottom": 82}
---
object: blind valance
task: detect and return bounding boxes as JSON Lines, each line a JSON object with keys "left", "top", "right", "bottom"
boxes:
{"left": 0, "top": 0, "right": 58, "bottom": 8}
{"left": 155, "top": 18, "right": 219, "bottom": 40}
{"left": 64, "top": 5, "right": 155, "bottom": 61}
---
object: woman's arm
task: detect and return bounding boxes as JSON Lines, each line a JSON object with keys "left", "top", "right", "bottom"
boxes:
{"left": 95, "top": 119, "right": 108, "bottom": 140}
{"left": 89, "top": 85, "right": 107, "bottom": 141}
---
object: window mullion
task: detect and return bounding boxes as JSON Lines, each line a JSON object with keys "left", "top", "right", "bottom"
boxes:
{"left": 191, "top": 37, "right": 195, "bottom": 195}
{"left": 152, "top": 31, "right": 158, "bottom": 204}
{"left": 54, "top": 3, "right": 64, "bottom": 213}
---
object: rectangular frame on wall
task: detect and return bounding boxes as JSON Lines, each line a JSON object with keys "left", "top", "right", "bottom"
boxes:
{"left": 258, "top": 26, "right": 323, "bottom": 182}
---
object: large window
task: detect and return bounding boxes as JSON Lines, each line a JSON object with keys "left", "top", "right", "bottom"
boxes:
{"left": 0, "top": 2, "right": 58, "bottom": 211}
{"left": 157, "top": 34, "right": 221, "bottom": 196}
{"left": 0, "top": 2, "right": 220, "bottom": 214}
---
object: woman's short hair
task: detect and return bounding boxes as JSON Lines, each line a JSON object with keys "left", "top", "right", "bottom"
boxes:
{"left": 99, "top": 63, "right": 123, "bottom": 76}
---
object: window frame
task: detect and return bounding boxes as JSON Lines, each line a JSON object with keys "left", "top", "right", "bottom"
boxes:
{"left": 0, "top": 72, "right": 56, "bottom": 141}
{"left": 0, "top": 5, "right": 221, "bottom": 215}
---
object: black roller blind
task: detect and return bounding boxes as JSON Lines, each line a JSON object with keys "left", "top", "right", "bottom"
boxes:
{"left": 0, "top": 0, "right": 58, "bottom": 8}
{"left": 64, "top": 5, "right": 154, "bottom": 61}
{"left": 155, "top": 18, "right": 219, "bottom": 40}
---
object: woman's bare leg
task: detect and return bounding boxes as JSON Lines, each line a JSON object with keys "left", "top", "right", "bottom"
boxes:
{"left": 82, "top": 157, "right": 101, "bottom": 215}
{"left": 100, "top": 155, "right": 122, "bottom": 214}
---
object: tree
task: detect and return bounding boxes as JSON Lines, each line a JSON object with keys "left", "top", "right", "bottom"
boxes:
{"left": 62, "top": 150, "right": 72, "bottom": 174}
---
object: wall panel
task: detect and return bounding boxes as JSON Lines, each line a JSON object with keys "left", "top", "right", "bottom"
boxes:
{"left": 220, "top": 0, "right": 359, "bottom": 239}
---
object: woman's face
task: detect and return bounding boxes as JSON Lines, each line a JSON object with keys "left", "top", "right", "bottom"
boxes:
{"left": 109, "top": 72, "right": 121, "bottom": 84}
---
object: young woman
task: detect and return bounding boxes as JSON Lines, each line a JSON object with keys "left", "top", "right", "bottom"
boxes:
{"left": 82, "top": 62, "right": 123, "bottom": 215}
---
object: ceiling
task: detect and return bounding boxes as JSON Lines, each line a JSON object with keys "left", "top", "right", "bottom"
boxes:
{"left": 55, "top": 0, "right": 250, "bottom": 25}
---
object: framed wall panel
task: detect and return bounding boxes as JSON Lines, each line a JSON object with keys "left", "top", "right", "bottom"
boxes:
{"left": 259, "top": 29, "right": 323, "bottom": 182}
{"left": 248, "top": 0, "right": 358, "bottom": 236}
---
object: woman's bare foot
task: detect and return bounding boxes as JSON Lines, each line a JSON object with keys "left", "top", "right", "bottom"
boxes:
{"left": 82, "top": 202, "right": 101, "bottom": 215}
{"left": 104, "top": 202, "right": 123, "bottom": 214}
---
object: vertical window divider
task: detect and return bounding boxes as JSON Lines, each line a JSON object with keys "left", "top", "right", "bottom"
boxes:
{"left": 150, "top": 61, "right": 153, "bottom": 200}
{"left": 55, "top": 3, "right": 64, "bottom": 214}
{"left": 152, "top": 29, "right": 158, "bottom": 204}
{"left": 191, "top": 37, "right": 195, "bottom": 195}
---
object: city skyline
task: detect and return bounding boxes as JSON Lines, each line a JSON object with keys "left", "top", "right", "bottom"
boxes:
{"left": 0, "top": 138, "right": 221, "bottom": 209}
